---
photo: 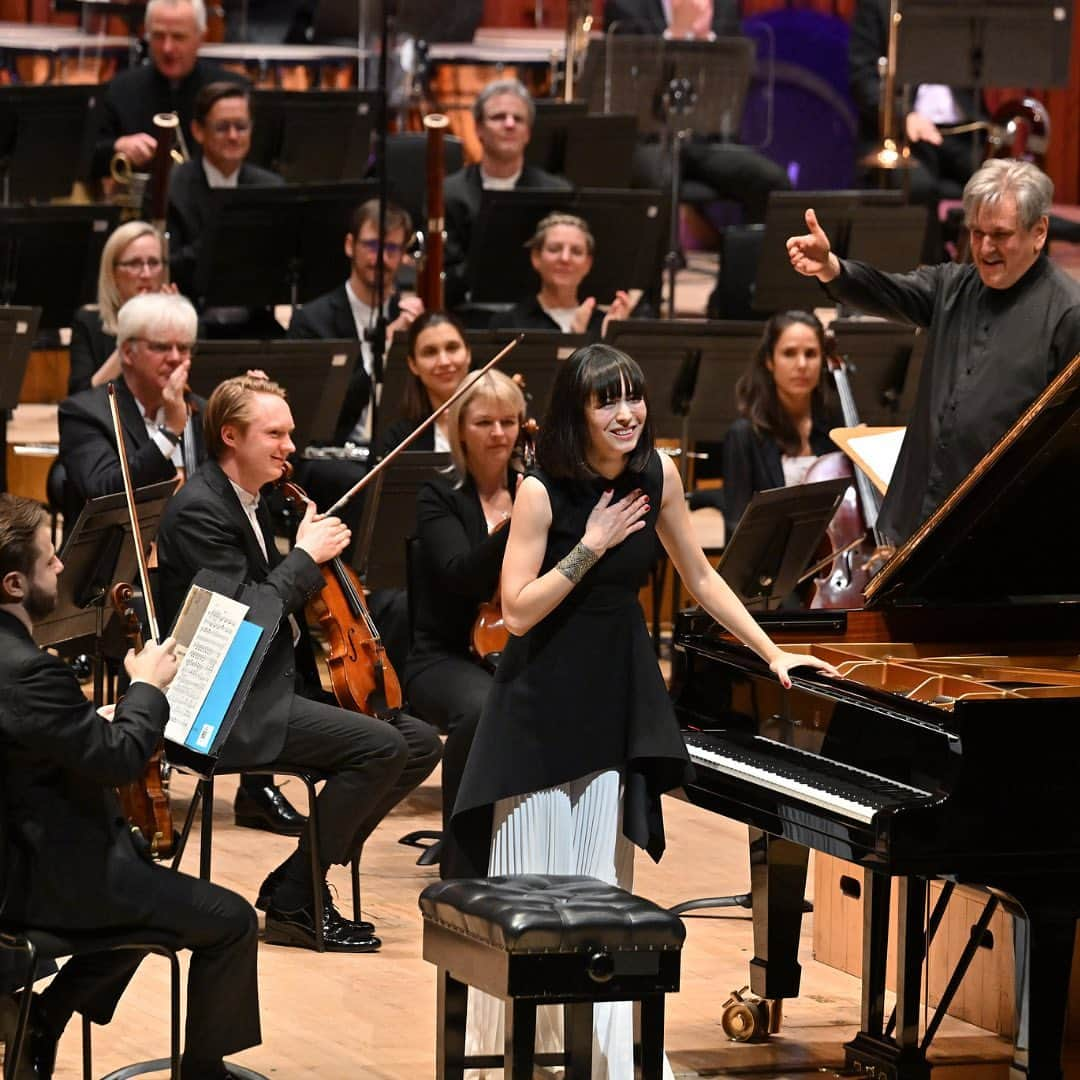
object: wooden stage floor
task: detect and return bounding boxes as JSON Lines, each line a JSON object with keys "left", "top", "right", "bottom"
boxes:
{"left": 36, "top": 765, "right": 1030, "bottom": 1079}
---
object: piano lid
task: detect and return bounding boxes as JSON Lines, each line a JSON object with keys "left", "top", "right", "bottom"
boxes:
{"left": 864, "top": 350, "right": 1080, "bottom": 611}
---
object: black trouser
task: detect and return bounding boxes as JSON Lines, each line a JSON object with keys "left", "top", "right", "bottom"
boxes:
{"left": 273, "top": 693, "right": 442, "bottom": 868}
{"left": 37, "top": 864, "right": 259, "bottom": 1076}
{"left": 406, "top": 656, "right": 492, "bottom": 880}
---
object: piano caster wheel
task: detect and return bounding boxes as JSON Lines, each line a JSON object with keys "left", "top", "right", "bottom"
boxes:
{"left": 720, "top": 987, "right": 780, "bottom": 1042}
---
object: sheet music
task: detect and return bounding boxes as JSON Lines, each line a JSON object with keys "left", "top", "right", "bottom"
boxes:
{"left": 846, "top": 428, "right": 906, "bottom": 490}
{"left": 164, "top": 587, "right": 250, "bottom": 744}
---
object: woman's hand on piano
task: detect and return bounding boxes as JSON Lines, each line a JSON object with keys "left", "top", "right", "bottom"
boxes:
{"left": 768, "top": 650, "right": 841, "bottom": 689}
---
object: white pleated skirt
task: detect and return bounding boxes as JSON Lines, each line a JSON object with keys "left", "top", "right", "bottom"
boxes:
{"left": 464, "top": 769, "right": 675, "bottom": 1080}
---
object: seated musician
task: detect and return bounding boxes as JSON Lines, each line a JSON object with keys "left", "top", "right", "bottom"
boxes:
{"left": 60, "top": 292, "right": 303, "bottom": 838}
{"left": 69, "top": 221, "right": 177, "bottom": 396}
{"left": 443, "top": 78, "right": 571, "bottom": 308}
{"left": 787, "top": 158, "right": 1080, "bottom": 546}
{"left": 91, "top": 0, "right": 247, "bottom": 182}
{"left": 167, "top": 82, "right": 284, "bottom": 298}
{"left": 489, "top": 212, "right": 633, "bottom": 342}
{"left": 721, "top": 310, "right": 840, "bottom": 539}
{"left": 407, "top": 369, "right": 526, "bottom": 879}
{"left": 373, "top": 311, "right": 472, "bottom": 460}
{"left": 155, "top": 374, "right": 441, "bottom": 952}
{"left": 0, "top": 493, "right": 260, "bottom": 1080}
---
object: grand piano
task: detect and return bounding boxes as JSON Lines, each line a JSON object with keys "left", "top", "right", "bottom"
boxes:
{"left": 671, "top": 353, "right": 1080, "bottom": 1079}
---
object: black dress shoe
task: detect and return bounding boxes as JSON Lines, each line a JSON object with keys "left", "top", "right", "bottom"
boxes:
{"left": 258, "top": 877, "right": 375, "bottom": 932}
{"left": 0, "top": 993, "right": 59, "bottom": 1080}
{"left": 234, "top": 781, "right": 307, "bottom": 836}
{"left": 264, "top": 899, "right": 381, "bottom": 952}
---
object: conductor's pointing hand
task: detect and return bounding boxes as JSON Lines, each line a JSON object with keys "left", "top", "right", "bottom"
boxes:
{"left": 786, "top": 208, "right": 840, "bottom": 283}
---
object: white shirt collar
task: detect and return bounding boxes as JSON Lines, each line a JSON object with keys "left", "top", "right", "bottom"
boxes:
{"left": 480, "top": 166, "right": 522, "bottom": 190}
{"left": 203, "top": 157, "right": 240, "bottom": 189}
{"left": 228, "top": 478, "right": 259, "bottom": 511}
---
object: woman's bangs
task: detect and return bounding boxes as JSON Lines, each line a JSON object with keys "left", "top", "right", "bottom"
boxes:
{"left": 585, "top": 354, "right": 645, "bottom": 405}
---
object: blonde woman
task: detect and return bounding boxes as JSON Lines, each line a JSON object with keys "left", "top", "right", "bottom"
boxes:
{"left": 68, "top": 221, "right": 176, "bottom": 395}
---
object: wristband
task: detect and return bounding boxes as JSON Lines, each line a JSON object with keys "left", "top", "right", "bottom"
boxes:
{"left": 555, "top": 542, "right": 600, "bottom": 585}
{"left": 157, "top": 423, "right": 181, "bottom": 446}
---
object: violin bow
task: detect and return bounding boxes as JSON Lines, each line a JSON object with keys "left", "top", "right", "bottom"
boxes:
{"left": 323, "top": 334, "right": 523, "bottom": 518}
{"left": 107, "top": 383, "right": 162, "bottom": 643}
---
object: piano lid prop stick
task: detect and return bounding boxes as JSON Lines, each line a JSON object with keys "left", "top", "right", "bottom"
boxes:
{"left": 322, "top": 334, "right": 523, "bottom": 518}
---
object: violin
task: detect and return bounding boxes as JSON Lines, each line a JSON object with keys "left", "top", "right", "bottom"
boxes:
{"left": 469, "top": 413, "right": 538, "bottom": 666}
{"left": 802, "top": 335, "right": 892, "bottom": 609}
{"left": 111, "top": 581, "right": 176, "bottom": 857}
{"left": 277, "top": 466, "right": 402, "bottom": 719}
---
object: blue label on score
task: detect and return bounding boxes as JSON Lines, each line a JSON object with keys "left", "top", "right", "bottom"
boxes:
{"left": 184, "top": 620, "right": 262, "bottom": 752}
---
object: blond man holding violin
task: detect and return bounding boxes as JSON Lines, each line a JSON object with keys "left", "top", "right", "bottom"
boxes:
{"left": 155, "top": 374, "right": 441, "bottom": 953}
{"left": 406, "top": 369, "right": 527, "bottom": 879}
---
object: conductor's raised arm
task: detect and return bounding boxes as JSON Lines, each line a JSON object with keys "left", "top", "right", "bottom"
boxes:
{"left": 786, "top": 208, "right": 841, "bottom": 282}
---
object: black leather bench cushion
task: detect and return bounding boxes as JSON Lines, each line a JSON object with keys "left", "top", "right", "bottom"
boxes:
{"left": 418, "top": 875, "right": 685, "bottom": 954}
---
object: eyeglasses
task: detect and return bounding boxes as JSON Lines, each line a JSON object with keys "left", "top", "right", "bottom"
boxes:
{"left": 116, "top": 257, "right": 164, "bottom": 273}
{"left": 356, "top": 239, "right": 404, "bottom": 258}
{"left": 136, "top": 339, "right": 195, "bottom": 357}
{"left": 208, "top": 119, "right": 251, "bottom": 135}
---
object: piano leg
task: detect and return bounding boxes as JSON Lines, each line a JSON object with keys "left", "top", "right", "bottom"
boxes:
{"left": 844, "top": 874, "right": 931, "bottom": 1080}
{"left": 746, "top": 827, "right": 808, "bottom": 1002}
{"left": 1007, "top": 903, "right": 1075, "bottom": 1080}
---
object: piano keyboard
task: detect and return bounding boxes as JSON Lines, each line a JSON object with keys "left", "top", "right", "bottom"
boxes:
{"left": 684, "top": 732, "right": 934, "bottom": 825}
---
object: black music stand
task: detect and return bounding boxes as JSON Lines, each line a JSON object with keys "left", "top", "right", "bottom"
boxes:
{"left": 0, "top": 204, "right": 121, "bottom": 330}
{"left": 193, "top": 181, "right": 377, "bottom": 310}
{"left": 34, "top": 481, "right": 175, "bottom": 700}
{"left": 187, "top": 338, "right": 358, "bottom": 448}
{"left": 352, "top": 451, "right": 451, "bottom": 588}
{"left": 526, "top": 101, "right": 587, "bottom": 175}
{"left": 830, "top": 318, "right": 925, "bottom": 425}
{"left": 0, "top": 84, "right": 98, "bottom": 204}
{"left": 466, "top": 189, "right": 663, "bottom": 305}
{"left": 0, "top": 305, "right": 39, "bottom": 495}
{"left": 248, "top": 90, "right": 377, "bottom": 183}
{"left": 580, "top": 35, "right": 755, "bottom": 316}
{"left": 751, "top": 190, "right": 917, "bottom": 315}
{"left": 717, "top": 478, "right": 851, "bottom": 611}
{"left": 526, "top": 103, "right": 639, "bottom": 190}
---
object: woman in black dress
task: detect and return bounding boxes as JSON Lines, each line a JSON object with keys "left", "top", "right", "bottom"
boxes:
{"left": 489, "top": 212, "right": 633, "bottom": 341}
{"left": 453, "top": 343, "right": 839, "bottom": 1077}
{"left": 406, "top": 369, "right": 526, "bottom": 879}
{"left": 721, "top": 310, "right": 840, "bottom": 538}
{"left": 68, "top": 221, "right": 174, "bottom": 395}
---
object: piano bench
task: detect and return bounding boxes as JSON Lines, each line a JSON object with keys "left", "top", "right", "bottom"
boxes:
{"left": 419, "top": 874, "right": 685, "bottom": 1079}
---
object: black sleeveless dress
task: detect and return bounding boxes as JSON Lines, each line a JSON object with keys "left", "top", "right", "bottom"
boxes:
{"left": 451, "top": 449, "right": 694, "bottom": 870}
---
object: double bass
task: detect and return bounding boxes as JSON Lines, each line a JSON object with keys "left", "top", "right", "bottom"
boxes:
{"left": 805, "top": 337, "right": 891, "bottom": 608}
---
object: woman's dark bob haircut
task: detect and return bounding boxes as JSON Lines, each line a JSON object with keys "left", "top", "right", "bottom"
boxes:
{"left": 537, "top": 343, "right": 654, "bottom": 481}
{"left": 401, "top": 310, "right": 469, "bottom": 422}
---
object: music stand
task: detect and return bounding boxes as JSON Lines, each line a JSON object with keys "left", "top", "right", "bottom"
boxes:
{"left": 751, "top": 190, "right": 909, "bottom": 315}
{"left": 34, "top": 481, "right": 175, "bottom": 693}
{"left": 467, "top": 189, "right": 663, "bottom": 305}
{"left": 249, "top": 90, "right": 377, "bottom": 183}
{"left": 830, "top": 319, "right": 926, "bottom": 426}
{"left": 717, "top": 478, "right": 851, "bottom": 611}
{"left": 0, "top": 305, "right": 40, "bottom": 495}
{"left": 526, "top": 100, "right": 588, "bottom": 175}
{"left": 0, "top": 204, "right": 121, "bottom": 330}
{"left": 352, "top": 451, "right": 451, "bottom": 588}
{"left": 188, "top": 338, "right": 358, "bottom": 448}
{"left": 194, "top": 181, "right": 377, "bottom": 310}
{"left": 526, "top": 103, "right": 639, "bottom": 189}
{"left": 0, "top": 84, "right": 98, "bottom": 204}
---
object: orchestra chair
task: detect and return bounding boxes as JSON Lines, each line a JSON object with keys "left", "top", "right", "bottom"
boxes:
{"left": 0, "top": 925, "right": 181, "bottom": 1080}
{"left": 419, "top": 875, "right": 685, "bottom": 1079}
{"left": 170, "top": 767, "right": 361, "bottom": 954}
{"left": 398, "top": 535, "right": 443, "bottom": 867}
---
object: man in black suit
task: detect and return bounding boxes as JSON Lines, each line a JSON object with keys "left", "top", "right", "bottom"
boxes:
{"left": 91, "top": 0, "right": 247, "bottom": 180}
{"left": 0, "top": 493, "right": 260, "bottom": 1079}
{"left": 155, "top": 374, "right": 442, "bottom": 952}
{"left": 167, "top": 82, "right": 284, "bottom": 297}
{"left": 443, "top": 78, "right": 571, "bottom": 307}
{"left": 603, "top": 0, "right": 790, "bottom": 224}
{"left": 58, "top": 291, "right": 304, "bottom": 838}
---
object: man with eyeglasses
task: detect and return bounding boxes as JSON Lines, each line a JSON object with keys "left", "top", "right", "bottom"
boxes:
{"left": 443, "top": 78, "right": 571, "bottom": 307}
{"left": 91, "top": 0, "right": 247, "bottom": 182}
{"left": 59, "top": 292, "right": 206, "bottom": 528}
{"left": 167, "top": 82, "right": 283, "bottom": 297}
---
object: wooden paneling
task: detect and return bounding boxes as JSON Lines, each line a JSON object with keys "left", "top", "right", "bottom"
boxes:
{"left": 483, "top": 0, "right": 603, "bottom": 30}
{"left": 20, "top": 349, "right": 69, "bottom": 405}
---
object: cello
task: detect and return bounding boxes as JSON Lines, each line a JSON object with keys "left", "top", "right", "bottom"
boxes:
{"left": 804, "top": 337, "right": 892, "bottom": 609}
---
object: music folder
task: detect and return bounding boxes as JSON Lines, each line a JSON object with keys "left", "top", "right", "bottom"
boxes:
{"left": 163, "top": 569, "right": 282, "bottom": 777}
